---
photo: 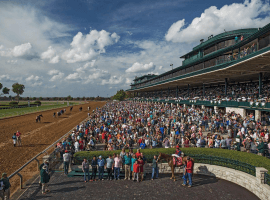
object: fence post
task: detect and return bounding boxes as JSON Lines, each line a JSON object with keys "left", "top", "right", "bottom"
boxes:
{"left": 34, "top": 158, "right": 40, "bottom": 171}
{"left": 17, "top": 173, "right": 23, "bottom": 189}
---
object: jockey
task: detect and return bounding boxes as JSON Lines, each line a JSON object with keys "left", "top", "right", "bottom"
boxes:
{"left": 172, "top": 145, "right": 182, "bottom": 158}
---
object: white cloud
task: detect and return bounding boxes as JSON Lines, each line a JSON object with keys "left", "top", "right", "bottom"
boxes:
{"left": 165, "top": 0, "right": 270, "bottom": 43}
{"left": 41, "top": 46, "right": 59, "bottom": 63}
{"left": 126, "top": 62, "right": 156, "bottom": 73}
{"left": 0, "top": 74, "right": 20, "bottom": 82}
{"left": 65, "top": 72, "right": 81, "bottom": 80}
{"left": 26, "top": 75, "right": 40, "bottom": 82}
{"left": 25, "top": 75, "right": 43, "bottom": 87}
{"left": 61, "top": 30, "right": 120, "bottom": 63}
{"left": 49, "top": 55, "right": 60, "bottom": 64}
{"left": 48, "top": 70, "right": 64, "bottom": 82}
{"left": 0, "top": 43, "right": 33, "bottom": 58}
{"left": 101, "top": 76, "right": 124, "bottom": 85}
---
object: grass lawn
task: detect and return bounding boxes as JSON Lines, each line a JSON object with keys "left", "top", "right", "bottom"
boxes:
{"left": 0, "top": 102, "right": 80, "bottom": 118}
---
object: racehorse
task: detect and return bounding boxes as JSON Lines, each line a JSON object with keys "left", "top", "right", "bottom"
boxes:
{"left": 36, "top": 114, "right": 43, "bottom": 123}
{"left": 79, "top": 107, "right": 82, "bottom": 111}
{"left": 157, "top": 152, "right": 194, "bottom": 181}
{"left": 53, "top": 112, "right": 56, "bottom": 118}
{"left": 70, "top": 106, "right": 73, "bottom": 111}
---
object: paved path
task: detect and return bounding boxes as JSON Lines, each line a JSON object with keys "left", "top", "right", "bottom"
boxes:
{"left": 17, "top": 171, "right": 259, "bottom": 200}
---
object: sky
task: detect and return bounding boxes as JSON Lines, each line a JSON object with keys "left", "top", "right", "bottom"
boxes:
{"left": 0, "top": 0, "right": 270, "bottom": 98}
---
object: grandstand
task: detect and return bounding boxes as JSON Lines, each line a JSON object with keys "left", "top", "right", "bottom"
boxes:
{"left": 127, "top": 23, "right": 270, "bottom": 121}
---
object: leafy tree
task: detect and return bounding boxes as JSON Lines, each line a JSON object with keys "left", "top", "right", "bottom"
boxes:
{"left": 2, "top": 87, "right": 10, "bottom": 95}
{"left": 0, "top": 83, "right": 2, "bottom": 90}
{"left": 39, "top": 97, "right": 43, "bottom": 100}
{"left": 67, "top": 95, "right": 72, "bottom": 100}
{"left": 76, "top": 97, "right": 80, "bottom": 100}
{"left": 33, "top": 97, "right": 36, "bottom": 100}
{"left": 113, "top": 89, "right": 128, "bottom": 101}
{"left": 12, "top": 83, "right": 25, "bottom": 102}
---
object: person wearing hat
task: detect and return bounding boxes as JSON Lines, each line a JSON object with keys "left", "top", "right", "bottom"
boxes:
{"left": 40, "top": 166, "right": 50, "bottom": 194}
{"left": 182, "top": 156, "right": 193, "bottom": 188}
{"left": 1, "top": 173, "right": 11, "bottom": 200}
{"left": 172, "top": 145, "right": 181, "bottom": 158}
{"left": 63, "top": 150, "right": 71, "bottom": 175}
{"left": 39, "top": 160, "right": 49, "bottom": 186}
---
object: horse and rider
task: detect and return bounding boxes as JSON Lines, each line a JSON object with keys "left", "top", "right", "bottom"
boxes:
{"left": 79, "top": 107, "right": 82, "bottom": 111}
{"left": 36, "top": 114, "right": 43, "bottom": 123}
{"left": 157, "top": 146, "right": 194, "bottom": 183}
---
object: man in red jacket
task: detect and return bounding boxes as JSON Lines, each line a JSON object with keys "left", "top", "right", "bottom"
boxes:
{"left": 182, "top": 156, "right": 193, "bottom": 187}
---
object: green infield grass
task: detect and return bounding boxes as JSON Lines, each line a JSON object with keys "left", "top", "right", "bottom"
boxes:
{"left": 0, "top": 101, "right": 80, "bottom": 119}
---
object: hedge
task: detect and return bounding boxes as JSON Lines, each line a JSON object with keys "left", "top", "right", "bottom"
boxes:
{"left": 34, "top": 100, "right": 41, "bottom": 105}
{"left": 9, "top": 101, "right": 18, "bottom": 106}
{"left": 74, "top": 148, "right": 270, "bottom": 174}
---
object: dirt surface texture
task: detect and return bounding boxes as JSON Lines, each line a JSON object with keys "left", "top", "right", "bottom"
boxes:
{"left": 0, "top": 101, "right": 106, "bottom": 195}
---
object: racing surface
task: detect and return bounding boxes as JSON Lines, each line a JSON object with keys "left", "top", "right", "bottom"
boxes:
{"left": 0, "top": 101, "right": 106, "bottom": 194}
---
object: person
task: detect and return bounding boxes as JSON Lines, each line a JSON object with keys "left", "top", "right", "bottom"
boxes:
{"left": 90, "top": 156, "right": 97, "bottom": 181}
{"left": 40, "top": 165, "right": 50, "bottom": 194}
{"left": 0, "top": 178, "right": 4, "bottom": 200}
{"left": 151, "top": 155, "right": 159, "bottom": 180}
{"left": 97, "top": 155, "right": 105, "bottom": 180}
{"left": 257, "top": 139, "right": 265, "bottom": 156}
{"left": 106, "top": 155, "right": 114, "bottom": 180}
{"left": 172, "top": 145, "right": 181, "bottom": 157}
{"left": 82, "top": 158, "right": 90, "bottom": 182}
{"left": 220, "top": 137, "right": 227, "bottom": 149}
{"left": 1, "top": 173, "right": 11, "bottom": 200}
{"left": 141, "top": 152, "right": 147, "bottom": 178}
{"left": 137, "top": 156, "right": 144, "bottom": 182}
{"left": 114, "top": 154, "right": 122, "bottom": 180}
{"left": 12, "top": 133, "right": 16, "bottom": 147}
{"left": 140, "top": 141, "right": 146, "bottom": 149}
{"left": 133, "top": 160, "right": 139, "bottom": 182}
{"left": 182, "top": 156, "right": 193, "bottom": 188}
{"left": 16, "top": 130, "right": 22, "bottom": 146}
{"left": 39, "top": 160, "right": 49, "bottom": 186}
{"left": 131, "top": 154, "right": 137, "bottom": 180}
{"left": 124, "top": 152, "right": 131, "bottom": 180}
{"left": 135, "top": 149, "right": 141, "bottom": 158}
{"left": 63, "top": 150, "right": 70, "bottom": 175}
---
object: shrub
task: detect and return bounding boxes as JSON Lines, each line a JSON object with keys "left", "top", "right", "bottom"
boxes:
{"left": 34, "top": 100, "right": 41, "bottom": 105}
{"left": 74, "top": 148, "right": 270, "bottom": 174}
{"left": 9, "top": 101, "right": 18, "bottom": 106}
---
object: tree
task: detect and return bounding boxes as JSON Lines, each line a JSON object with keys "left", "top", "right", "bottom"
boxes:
{"left": 67, "top": 95, "right": 72, "bottom": 100}
{"left": 2, "top": 87, "right": 10, "bottom": 95}
{"left": 12, "top": 83, "right": 25, "bottom": 102}
{"left": 0, "top": 83, "right": 2, "bottom": 91}
{"left": 113, "top": 89, "right": 128, "bottom": 101}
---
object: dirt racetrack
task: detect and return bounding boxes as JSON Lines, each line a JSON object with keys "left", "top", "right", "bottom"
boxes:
{"left": 0, "top": 101, "right": 106, "bottom": 195}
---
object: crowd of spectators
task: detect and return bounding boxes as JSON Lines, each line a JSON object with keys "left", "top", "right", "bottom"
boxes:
{"left": 141, "top": 80, "right": 270, "bottom": 103}
{"left": 54, "top": 101, "right": 270, "bottom": 160}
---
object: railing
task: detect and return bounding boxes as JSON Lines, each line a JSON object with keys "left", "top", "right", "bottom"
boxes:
{"left": 216, "top": 45, "right": 257, "bottom": 65}
{"left": 130, "top": 45, "right": 270, "bottom": 91}
{"left": 189, "top": 154, "right": 256, "bottom": 176}
{"left": 138, "top": 99, "right": 270, "bottom": 110}
{"left": 265, "top": 172, "right": 270, "bottom": 186}
{"left": 8, "top": 117, "right": 89, "bottom": 189}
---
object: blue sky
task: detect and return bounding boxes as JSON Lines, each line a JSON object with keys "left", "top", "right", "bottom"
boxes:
{"left": 0, "top": 0, "right": 269, "bottom": 97}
